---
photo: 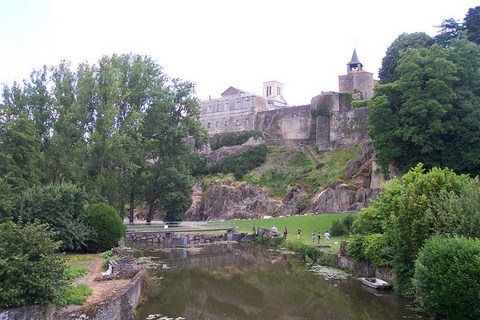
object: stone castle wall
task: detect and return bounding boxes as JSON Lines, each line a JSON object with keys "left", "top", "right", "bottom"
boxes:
{"left": 250, "top": 93, "right": 368, "bottom": 151}
{"left": 255, "top": 104, "right": 313, "bottom": 141}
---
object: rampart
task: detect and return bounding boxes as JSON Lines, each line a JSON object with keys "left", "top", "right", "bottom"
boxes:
{"left": 253, "top": 92, "right": 369, "bottom": 151}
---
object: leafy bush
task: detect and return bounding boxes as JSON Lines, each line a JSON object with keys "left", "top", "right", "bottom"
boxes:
{"left": 16, "top": 183, "right": 91, "bottom": 251}
{"left": 0, "top": 221, "right": 65, "bottom": 308}
{"left": 413, "top": 236, "right": 480, "bottom": 320}
{"left": 85, "top": 203, "right": 125, "bottom": 252}
{"left": 346, "top": 234, "right": 366, "bottom": 261}
{"left": 351, "top": 100, "right": 369, "bottom": 109}
{"left": 287, "top": 240, "right": 336, "bottom": 267}
{"left": 351, "top": 164, "right": 477, "bottom": 294}
{"left": 342, "top": 214, "right": 357, "bottom": 233}
{"left": 210, "top": 131, "right": 262, "bottom": 150}
{"left": 206, "top": 145, "right": 268, "bottom": 180}
{"left": 330, "top": 219, "right": 347, "bottom": 236}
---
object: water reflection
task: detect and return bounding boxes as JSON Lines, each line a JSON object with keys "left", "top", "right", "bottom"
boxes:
{"left": 131, "top": 242, "right": 424, "bottom": 320}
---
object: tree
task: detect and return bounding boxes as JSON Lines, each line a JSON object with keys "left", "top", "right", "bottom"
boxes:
{"left": 17, "top": 183, "right": 91, "bottom": 251}
{"left": 434, "top": 18, "right": 465, "bottom": 47}
{"left": 351, "top": 164, "right": 478, "bottom": 294}
{"left": 465, "top": 6, "right": 480, "bottom": 44}
{"left": 369, "top": 39, "right": 480, "bottom": 176}
{"left": 413, "top": 236, "right": 480, "bottom": 320}
{"left": 0, "top": 221, "right": 65, "bottom": 308}
{"left": 378, "top": 32, "right": 433, "bottom": 83}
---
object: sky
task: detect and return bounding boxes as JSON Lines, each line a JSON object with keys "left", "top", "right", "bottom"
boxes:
{"left": 0, "top": 0, "right": 478, "bottom": 106}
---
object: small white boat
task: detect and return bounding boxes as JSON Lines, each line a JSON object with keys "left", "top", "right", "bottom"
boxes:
{"left": 360, "top": 277, "right": 391, "bottom": 289}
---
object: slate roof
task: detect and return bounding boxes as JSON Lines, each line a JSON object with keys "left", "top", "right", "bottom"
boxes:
{"left": 348, "top": 49, "right": 361, "bottom": 65}
{"left": 221, "top": 86, "right": 247, "bottom": 97}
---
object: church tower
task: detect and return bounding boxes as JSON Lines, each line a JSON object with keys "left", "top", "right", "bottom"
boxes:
{"left": 338, "top": 49, "right": 374, "bottom": 100}
{"left": 263, "top": 80, "right": 287, "bottom": 109}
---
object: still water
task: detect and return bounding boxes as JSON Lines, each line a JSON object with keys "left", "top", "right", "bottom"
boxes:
{"left": 131, "top": 242, "right": 425, "bottom": 320}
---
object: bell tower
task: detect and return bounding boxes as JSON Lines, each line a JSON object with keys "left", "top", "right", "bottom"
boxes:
{"left": 338, "top": 49, "right": 374, "bottom": 100}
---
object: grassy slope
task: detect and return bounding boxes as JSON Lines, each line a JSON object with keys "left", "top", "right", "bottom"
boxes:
{"left": 242, "top": 144, "right": 361, "bottom": 199}
{"left": 233, "top": 213, "right": 350, "bottom": 252}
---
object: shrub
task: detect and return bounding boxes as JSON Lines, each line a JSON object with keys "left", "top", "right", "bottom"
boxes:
{"left": 342, "top": 214, "right": 357, "bottom": 233}
{"left": 0, "top": 221, "right": 65, "bottom": 308}
{"left": 413, "top": 236, "right": 480, "bottom": 320}
{"left": 16, "top": 183, "right": 91, "bottom": 251}
{"left": 205, "top": 145, "right": 268, "bottom": 180}
{"left": 85, "top": 203, "right": 125, "bottom": 252}
{"left": 330, "top": 219, "right": 347, "bottom": 236}
{"left": 287, "top": 240, "right": 336, "bottom": 267}
{"left": 351, "top": 100, "right": 369, "bottom": 109}
{"left": 346, "top": 234, "right": 366, "bottom": 260}
{"left": 210, "top": 131, "right": 262, "bottom": 150}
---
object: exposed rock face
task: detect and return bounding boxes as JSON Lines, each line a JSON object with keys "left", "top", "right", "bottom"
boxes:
{"left": 275, "top": 185, "right": 309, "bottom": 216}
{"left": 185, "top": 180, "right": 280, "bottom": 221}
{"left": 309, "top": 185, "right": 381, "bottom": 213}
{"left": 188, "top": 141, "right": 388, "bottom": 220}
{"left": 309, "top": 141, "right": 384, "bottom": 213}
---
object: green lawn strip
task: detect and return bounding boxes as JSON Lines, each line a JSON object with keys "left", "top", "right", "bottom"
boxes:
{"left": 56, "top": 254, "right": 96, "bottom": 309}
{"left": 55, "top": 284, "right": 93, "bottom": 309}
{"left": 232, "top": 213, "right": 351, "bottom": 252}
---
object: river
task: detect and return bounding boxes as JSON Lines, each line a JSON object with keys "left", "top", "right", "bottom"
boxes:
{"left": 130, "top": 242, "right": 425, "bottom": 320}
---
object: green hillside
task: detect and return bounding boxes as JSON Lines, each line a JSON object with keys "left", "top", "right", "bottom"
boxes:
{"left": 242, "top": 144, "right": 361, "bottom": 199}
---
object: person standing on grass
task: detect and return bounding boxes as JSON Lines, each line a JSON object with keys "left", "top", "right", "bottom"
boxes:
{"left": 317, "top": 232, "right": 321, "bottom": 244}
{"left": 324, "top": 230, "right": 330, "bottom": 243}
{"left": 297, "top": 228, "right": 302, "bottom": 239}
{"left": 312, "top": 230, "right": 316, "bottom": 242}
{"left": 283, "top": 226, "right": 288, "bottom": 238}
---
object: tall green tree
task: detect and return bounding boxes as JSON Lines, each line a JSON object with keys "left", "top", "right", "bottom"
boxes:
{"left": 465, "top": 6, "right": 480, "bottom": 44}
{"left": 369, "top": 39, "right": 480, "bottom": 176}
{"left": 378, "top": 32, "right": 433, "bottom": 83}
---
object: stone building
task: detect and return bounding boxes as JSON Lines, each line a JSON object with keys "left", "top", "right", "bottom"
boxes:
{"left": 338, "top": 49, "right": 375, "bottom": 100}
{"left": 263, "top": 80, "right": 287, "bottom": 109}
{"left": 199, "top": 86, "right": 267, "bottom": 135}
{"left": 200, "top": 49, "right": 375, "bottom": 145}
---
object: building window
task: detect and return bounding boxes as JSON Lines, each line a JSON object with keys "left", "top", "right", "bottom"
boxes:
{"left": 244, "top": 118, "right": 248, "bottom": 125}
{"left": 266, "top": 86, "right": 272, "bottom": 97}
{"left": 216, "top": 105, "right": 220, "bottom": 112}
{"left": 236, "top": 100, "right": 240, "bottom": 109}
{"left": 224, "top": 120, "right": 228, "bottom": 126}
{"left": 216, "top": 121, "right": 219, "bottom": 127}
{"left": 207, "top": 122, "right": 210, "bottom": 128}
{"left": 246, "top": 99, "right": 251, "bottom": 108}
{"left": 208, "top": 105, "right": 212, "bottom": 113}
{"left": 225, "top": 102, "right": 229, "bottom": 110}
{"left": 277, "top": 86, "right": 281, "bottom": 95}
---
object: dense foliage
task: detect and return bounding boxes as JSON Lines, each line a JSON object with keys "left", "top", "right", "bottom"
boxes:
{"left": 348, "top": 164, "right": 480, "bottom": 293}
{"left": 16, "top": 183, "right": 91, "bottom": 251}
{"left": 378, "top": 32, "right": 433, "bottom": 84}
{"left": 209, "top": 131, "right": 261, "bottom": 150}
{"left": 0, "top": 221, "right": 65, "bottom": 308}
{"left": 205, "top": 144, "right": 268, "bottom": 180}
{"left": 413, "top": 236, "right": 480, "bottom": 320}
{"left": 372, "top": 7, "right": 480, "bottom": 176}
{"left": 85, "top": 203, "right": 125, "bottom": 252}
{"left": 0, "top": 53, "right": 206, "bottom": 224}
{"left": 369, "top": 39, "right": 480, "bottom": 176}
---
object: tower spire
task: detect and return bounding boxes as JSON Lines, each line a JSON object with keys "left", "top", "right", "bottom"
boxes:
{"left": 347, "top": 49, "right": 363, "bottom": 73}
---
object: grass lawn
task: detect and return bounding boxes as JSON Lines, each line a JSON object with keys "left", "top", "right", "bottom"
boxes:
{"left": 232, "top": 213, "right": 352, "bottom": 252}
{"left": 56, "top": 253, "right": 96, "bottom": 309}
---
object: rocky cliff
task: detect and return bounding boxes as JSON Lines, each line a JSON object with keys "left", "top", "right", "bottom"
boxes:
{"left": 186, "top": 141, "right": 384, "bottom": 220}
